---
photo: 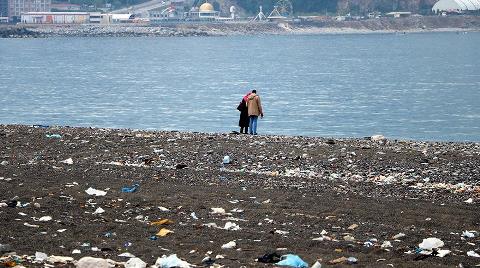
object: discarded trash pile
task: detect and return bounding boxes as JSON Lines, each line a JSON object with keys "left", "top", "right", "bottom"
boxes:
{"left": 0, "top": 125, "right": 479, "bottom": 267}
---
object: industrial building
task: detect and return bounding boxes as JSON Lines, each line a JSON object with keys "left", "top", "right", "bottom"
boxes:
{"left": 21, "top": 12, "right": 89, "bottom": 24}
{"left": 8, "top": 0, "right": 51, "bottom": 21}
{"left": 0, "top": 0, "right": 8, "bottom": 17}
{"left": 432, "top": 0, "right": 480, "bottom": 13}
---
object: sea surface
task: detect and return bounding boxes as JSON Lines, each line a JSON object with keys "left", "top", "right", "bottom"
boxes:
{"left": 1, "top": 32, "right": 479, "bottom": 141}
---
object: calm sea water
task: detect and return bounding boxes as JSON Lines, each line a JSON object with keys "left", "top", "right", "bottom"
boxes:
{"left": 1, "top": 32, "right": 479, "bottom": 141}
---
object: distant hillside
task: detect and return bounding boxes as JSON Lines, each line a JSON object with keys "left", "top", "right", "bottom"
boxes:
{"left": 228, "top": 0, "right": 439, "bottom": 15}
{"left": 59, "top": 0, "right": 439, "bottom": 15}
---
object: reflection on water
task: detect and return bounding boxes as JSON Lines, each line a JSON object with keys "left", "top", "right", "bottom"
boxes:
{"left": 0, "top": 33, "right": 479, "bottom": 141}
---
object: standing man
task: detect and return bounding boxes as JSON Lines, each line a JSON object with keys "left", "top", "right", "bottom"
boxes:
{"left": 247, "top": 89, "right": 264, "bottom": 135}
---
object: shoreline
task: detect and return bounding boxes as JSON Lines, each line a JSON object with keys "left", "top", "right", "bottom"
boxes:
{"left": 0, "top": 124, "right": 479, "bottom": 267}
{"left": 1, "top": 15, "right": 480, "bottom": 38}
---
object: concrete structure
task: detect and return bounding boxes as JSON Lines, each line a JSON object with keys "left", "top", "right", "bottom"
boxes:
{"left": 21, "top": 11, "right": 88, "bottom": 24}
{"left": 8, "top": 0, "right": 51, "bottom": 21}
{"left": 0, "top": 0, "right": 8, "bottom": 17}
{"left": 186, "top": 1, "right": 219, "bottom": 21}
{"left": 111, "top": 13, "right": 134, "bottom": 22}
{"left": 432, "top": 0, "right": 480, "bottom": 13}
{"left": 385, "top": 11, "right": 412, "bottom": 18}
{"left": 149, "top": 0, "right": 185, "bottom": 21}
{"left": 50, "top": 3, "right": 81, "bottom": 11}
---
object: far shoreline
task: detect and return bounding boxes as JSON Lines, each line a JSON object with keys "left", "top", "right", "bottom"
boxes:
{"left": 1, "top": 15, "right": 480, "bottom": 38}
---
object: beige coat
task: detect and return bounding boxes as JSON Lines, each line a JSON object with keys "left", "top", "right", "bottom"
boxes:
{"left": 247, "top": 93, "right": 263, "bottom": 116}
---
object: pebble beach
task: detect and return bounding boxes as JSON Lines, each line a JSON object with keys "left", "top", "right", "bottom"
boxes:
{"left": 0, "top": 124, "right": 479, "bottom": 267}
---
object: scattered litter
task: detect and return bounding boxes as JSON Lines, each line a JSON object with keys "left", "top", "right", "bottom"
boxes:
{"left": 153, "top": 254, "right": 192, "bottom": 268}
{"left": 381, "top": 241, "right": 393, "bottom": 248}
{"left": 85, "top": 187, "right": 107, "bottom": 196}
{"left": 122, "top": 184, "right": 140, "bottom": 193}
{"left": 72, "top": 249, "right": 81, "bottom": 254}
{"left": 392, "top": 233, "right": 406, "bottom": 240}
{"left": 211, "top": 207, "right": 226, "bottom": 215}
{"left": 347, "top": 224, "right": 358, "bottom": 230}
{"left": 118, "top": 252, "right": 136, "bottom": 258}
{"left": 38, "top": 216, "right": 52, "bottom": 222}
{"left": 221, "top": 241, "right": 236, "bottom": 249}
{"left": 156, "top": 228, "right": 173, "bottom": 237}
{"left": 93, "top": 207, "right": 105, "bottom": 214}
{"left": 467, "top": 251, "right": 480, "bottom": 258}
{"left": 464, "top": 198, "right": 473, "bottom": 203}
{"left": 24, "top": 222, "right": 39, "bottom": 228}
{"left": 328, "top": 257, "right": 348, "bottom": 265}
{"left": 462, "top": 231, "right": 475, "bottom": 238}
{"left": 190, "top": 212, "right": 198, "bottom": 220}
{"left": 275, "top": 230, "right": 289, "bottom": 235}
{"left": 34, "top": 252, "right": 48, "bottom": 262}
{"left": 224, "top": 222, "right": 240, "bottom": 230}
{"left": 47, "top": 255, "right": 74, "bottom": 264}
{"left": 371, "top": 135, "right": 386, "bottom": 142}
{"left": 46, "top": 134, "right": 61, "bottom": 139}
{"left": 276, "top": 254, "right": 308, "bottom": 268}
{"left": 257, "top": 252, "right": 281, "bottom": 263}
{"left": 223, "top": 155, "right": 231, "bottom": 164}
{"left": 125, "top": 257, "right": 147, "bottom": 268}
{"left": 151, "top": 219, "right": 173, "bottom": 226}
{"left": 419, "top": 237, "right": 444, "bottom": 251}
{"left": 76, "top": 257, "right": 111, "bottom": 268}
{"left": 347, "top": 257, "right": 358, "bottom": 264}
{"left": 60, "top": 158, "right": 73, "bottom": 165}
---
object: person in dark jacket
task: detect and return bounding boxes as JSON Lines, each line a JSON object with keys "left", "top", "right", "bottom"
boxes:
{"left": 237, "top": 92, "right": 251, "bottom": 134}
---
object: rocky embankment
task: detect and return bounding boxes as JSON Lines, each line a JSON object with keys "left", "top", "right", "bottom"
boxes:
{"left": 0, "top": 125, "right": 479, "bottom": 267}
{"left": 1, "top": 15, "right": 479, "bottom": 38}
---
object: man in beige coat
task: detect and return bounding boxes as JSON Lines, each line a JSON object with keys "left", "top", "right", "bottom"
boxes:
{"left": 247, "top": 89, "right": 264, "bottom": 135}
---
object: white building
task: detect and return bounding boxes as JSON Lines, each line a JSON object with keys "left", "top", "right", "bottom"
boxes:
{"left": 186, "top": 2, "right": 219, "bottom": 21}
{"left": 432, "top": 0, "right": 480, "bottom": 13}
{"left": 21, "top": 12, "right": 89, "bottom": 24}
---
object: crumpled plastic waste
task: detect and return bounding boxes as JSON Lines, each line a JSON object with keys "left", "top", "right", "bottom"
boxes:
{"left": 462, "top": 230, "right": 475, "bottom": 238}
{"left": 38, "top": 216, "right": 52, "bottom": 222}
{"left": 34, "top": 252, "right": 48, "bottom": 262}
{"left": 60, "top": 158, "right": 73, "bottom": 165}
{"left": 46, "top": 255, "right": 74, "bottom": 264}
{"left": 467, "top": 250, "right": 480, "bottom": 258}
{"left": 311, "top": 261, "right": 322, "bottom": 268}
{"left": 125, "top": 257, "right": 147, "bottom": 268}
{"left": 156, "top": 228, "right": 173, "bottom": 237}
{"left": 122, "top": 184, "right": 139, "bottom": 193}
{"left": 46, "top": 134, "right": 61, "bottom": 139}
{"left": 276, "top": 254, "right": 309, "bottom": 268}
{"left": 93, "top": 207, "right": 105, "bottom": 214}
{"left": 151, "top": 219, "right": 173, "bottom": 226}
{"left": 153, "top": 254, "right": 192, "bottom": 268}
{"left": 347, "top": 257, "right": 358, "bottom": 264}
{"left": 257, "top": 252, "right": 281, "bottom": 263}
{"left": 224, "top": 222, "right": 240, "bottom": 230}
{"left": 223, "top": 155, "right": 231, "bottom": 164}
{"left": 221, "top": 241, "right": 236, "bottom": 249}
{"left": 85, "top": 187, "right": 107, "bottom": 196}
{"left": 76, "top": 256, "right": 111, "bottom": 268}
{"left": 419, "top": 238, "right": 444, "bottom": 251}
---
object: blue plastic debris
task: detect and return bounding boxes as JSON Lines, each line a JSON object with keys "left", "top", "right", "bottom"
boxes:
{"left": 122, "top": 184, "right": 139, "bottom": 193}
{"left": 46, "top": 134, "right": 62, "bottom": 139}
{"left": 276, "top": 254, "right": 309, "bottom": 268}
{"left": 148, "top": 235, "right": 158, "bottom": 241}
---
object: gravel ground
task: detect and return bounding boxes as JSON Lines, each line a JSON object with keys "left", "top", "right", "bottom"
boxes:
{"left": 0, "top": 124, "right": 479, "bottom": 267}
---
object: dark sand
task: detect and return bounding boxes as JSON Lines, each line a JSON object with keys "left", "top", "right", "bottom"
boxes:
{"left": 0, "top": 125, "right": 479, "bottom": 267}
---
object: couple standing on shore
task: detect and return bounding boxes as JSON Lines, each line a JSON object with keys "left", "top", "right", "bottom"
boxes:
{"left": 237, "top": 89, "right": 264, "bottom": 135}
